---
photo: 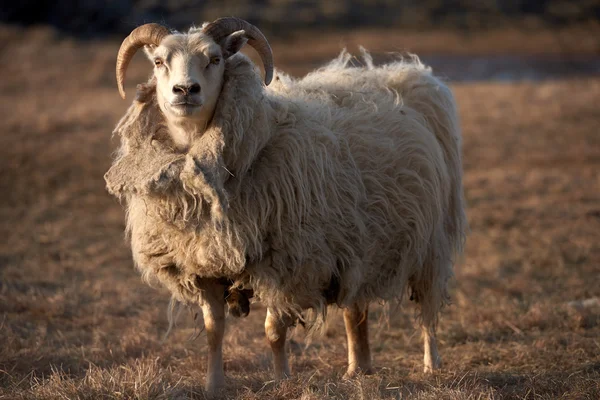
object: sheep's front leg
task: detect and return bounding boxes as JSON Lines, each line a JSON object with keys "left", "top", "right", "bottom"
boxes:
{"left": 199, "top": 282, "right": 227, "bottom": 394}
{"left": 265, "top": 308, "right": 291, "bottom": 380}
{"left": 343, "top": 303, "right": 373, "bottom": 378}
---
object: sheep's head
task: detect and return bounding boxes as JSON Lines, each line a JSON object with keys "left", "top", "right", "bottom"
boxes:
{"left": 116, "top": 18, "right": 273, "bottom": 138}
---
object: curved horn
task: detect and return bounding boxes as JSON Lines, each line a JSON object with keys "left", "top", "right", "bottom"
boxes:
{"left": 203, "top": 17, "right": 274, "bottom": 85}
{"left": 116, "top": 23, "right": 170, "bottom": 99}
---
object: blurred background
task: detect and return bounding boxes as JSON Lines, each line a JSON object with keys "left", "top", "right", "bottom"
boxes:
{"left": 2, "top": 0, "right": 600, "bottom": 79}
{"left": 4, "top": 0, "right": 600, "bottom": 36}
{"left": 1, "top": 1, "right": 599, "bottom": 399}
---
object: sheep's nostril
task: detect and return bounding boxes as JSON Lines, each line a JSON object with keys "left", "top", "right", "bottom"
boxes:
{"left": 189, "top": 83, "right": 200, "bottom": 94}
{"left": 172, "top": 84, "right": 199, "bottom": 95}
{"left": 172, "top": 85, "right": 186, "bottom": 94}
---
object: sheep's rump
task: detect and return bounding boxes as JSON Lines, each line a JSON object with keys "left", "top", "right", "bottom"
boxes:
{"left": 106, "top": 50, "right": 466, "bottom": 328}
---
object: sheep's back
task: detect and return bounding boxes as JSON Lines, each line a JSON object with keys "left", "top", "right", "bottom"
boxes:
{"left": 265, "top": 57, "right": 465, "bottom": 308}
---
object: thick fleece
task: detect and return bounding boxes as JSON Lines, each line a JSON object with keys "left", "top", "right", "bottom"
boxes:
{"left": 106, "top": 50, "right": 466, "bottom": 330}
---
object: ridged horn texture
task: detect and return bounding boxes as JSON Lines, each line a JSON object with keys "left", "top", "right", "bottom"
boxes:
{"left": 116, "top": 23, "right": 170, "bottom": 99}
{"left": 203, "top": 17, "right": 274, "bottom": 85}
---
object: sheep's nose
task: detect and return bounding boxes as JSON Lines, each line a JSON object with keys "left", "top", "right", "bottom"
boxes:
{"left": 172, "top": 83, "right": 201, "bottom": 95}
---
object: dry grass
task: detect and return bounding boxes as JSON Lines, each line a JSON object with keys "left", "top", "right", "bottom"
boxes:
{"left": 1, "top": 25, "right": 599, "bottom": 399}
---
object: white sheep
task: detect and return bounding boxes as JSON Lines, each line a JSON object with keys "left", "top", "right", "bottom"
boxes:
{"left": 105, "top": 18, "right": 467, "bottom": 394}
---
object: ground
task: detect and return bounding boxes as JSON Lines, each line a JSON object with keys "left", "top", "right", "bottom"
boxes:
{"left": 0, "top": 25, "right": 599, "bottom": 399}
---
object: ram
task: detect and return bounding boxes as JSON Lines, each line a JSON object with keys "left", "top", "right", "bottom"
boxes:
{"left": 105, "top": 18, "right": 466, "bottom": 394}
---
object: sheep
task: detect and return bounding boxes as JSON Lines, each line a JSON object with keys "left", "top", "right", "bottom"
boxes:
{"left": 105, "top": 18, "right": 467, "bottom": 394}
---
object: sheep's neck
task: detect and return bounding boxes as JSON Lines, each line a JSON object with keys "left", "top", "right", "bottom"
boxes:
{"left": 167, "top": 117, "right": 209, "bottom": 151}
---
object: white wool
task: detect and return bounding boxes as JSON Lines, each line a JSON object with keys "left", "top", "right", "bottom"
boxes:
{"left": 106, "top": 49, "right": 467, "bottom": 331}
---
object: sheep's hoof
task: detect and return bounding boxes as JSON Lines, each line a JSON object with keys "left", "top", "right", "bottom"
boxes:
{"left": 273, "top": 370, "right": 291, "bottom": 381}
{"left": 205, "top": 377, "right": 226, "bottom": 397}
{"left": 423, "top": 357, "right": 442, "bottom": 373}
{"left": 343, "top": 367, "right": 374, "bottom": 380}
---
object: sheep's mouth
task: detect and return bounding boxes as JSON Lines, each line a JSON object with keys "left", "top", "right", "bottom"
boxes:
{"left": 168, "top": 101, "right": 202, "bottom": 115}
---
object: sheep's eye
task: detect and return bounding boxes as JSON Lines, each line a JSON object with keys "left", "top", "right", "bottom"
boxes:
{"left": 210, "top": 56, "right": 221, "bottom": 66}
{"left": 154, "top": 58, "right": 163, "bottom": 67}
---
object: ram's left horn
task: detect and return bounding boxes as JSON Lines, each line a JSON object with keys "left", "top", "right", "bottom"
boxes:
{"left": 203, "top": 17, "right": 274, "bottom": 86}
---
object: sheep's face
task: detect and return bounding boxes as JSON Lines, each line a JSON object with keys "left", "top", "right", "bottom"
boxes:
{"left": 116, "top": 19, "right": 273, "bottom": 146}
{"left": 144, "top": 30, "right": 248, "bottom": 124}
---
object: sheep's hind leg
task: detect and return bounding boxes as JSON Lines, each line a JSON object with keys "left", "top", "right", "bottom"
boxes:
{"left": 422, "top": 325, "right": 441, "bottom": 373}
{"left": 343, "top": 303, "right": 373, "bottom": 378}
{"left": 199, "top": 281, "right": 227, "bottom": 394}
{"left": 416, "top": 274, "right": 443, "bottom": 373}
{"left": 265, "top": 308, "right": 292, "bottom": 380}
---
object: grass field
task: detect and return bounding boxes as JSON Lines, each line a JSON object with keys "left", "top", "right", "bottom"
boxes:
{"left": 0, "top": 25, "right": 599, "bottom": 399}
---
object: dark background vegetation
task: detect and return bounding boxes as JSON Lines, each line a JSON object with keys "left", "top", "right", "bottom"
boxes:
{"left": 3, "top": 0, "right": 600, "bottom": 37}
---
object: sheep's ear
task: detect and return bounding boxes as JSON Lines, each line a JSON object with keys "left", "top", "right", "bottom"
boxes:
{"left": 222, "top": 30, "right": 248, "bottom": 59}
{"left": 143, "top": 44, "right": 158, "bottom": 61}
